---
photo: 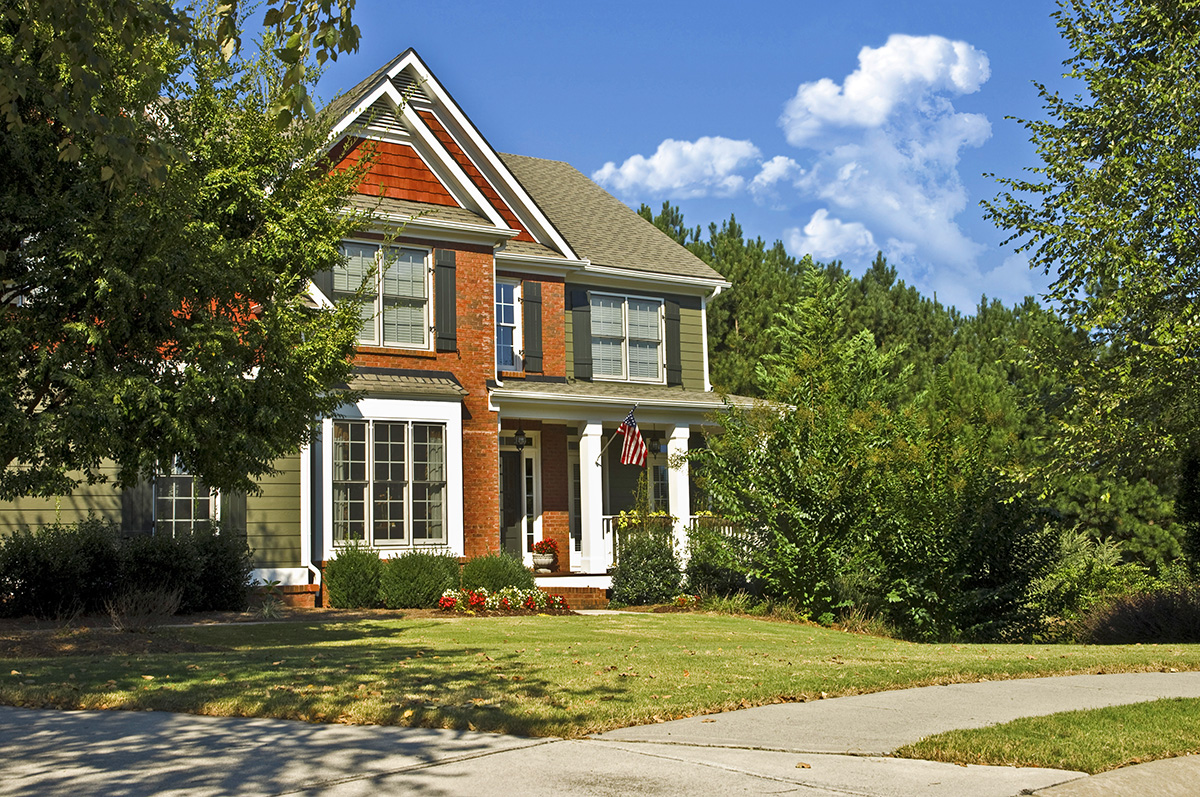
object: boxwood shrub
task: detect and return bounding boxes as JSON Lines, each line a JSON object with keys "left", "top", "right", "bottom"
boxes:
{"left": 323, "top": 542, "right": 382, "bottom": 608}
{"left": 461, "top": 553, "right": 535, "bottom": 592}
{"left": 380, "top": 549, "right": 461, "bottom": 608}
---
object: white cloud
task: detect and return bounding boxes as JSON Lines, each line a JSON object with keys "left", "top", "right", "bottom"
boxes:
{"left": 750, "top": 156, "right": 804, "bottom": 206}
{"left": 776, "top": 34, "right": 992, "bottom": 301}
{"left": 780, "top": 34, "right": 990, "bottom": 146}
{"left": 785, "top": 209, "right": 877, "bottom": 262}
{"left": 592, "top": 137, "right": 761, "bottom": 198}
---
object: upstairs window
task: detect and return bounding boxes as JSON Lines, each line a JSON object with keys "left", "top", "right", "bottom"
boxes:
{"left": 590, "top": 293, "right": 663, "bottom": 381}
{"left": 495, "top": 280, "right": 522, "bottom": 371}
{"left": 334, "top": 243, "right": 430, "bottom": 348}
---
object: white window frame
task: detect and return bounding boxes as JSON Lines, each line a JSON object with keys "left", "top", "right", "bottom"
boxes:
{"left": 589, "top": 291, "right": 666, "bottom": 383}
{"left": 495, "top": 278, "right": 523, "bottom": 372}
{"left": 331, "top": 418, "right": 448, "bottom": 548}
{"left": 321, "top": 398, "right": 464, "bottom": 562}
{"left": 154, "top": 458, "right": 219, "bottom": 537}
{"left": 335, "top": 240, "right": 433, "bottom": 350}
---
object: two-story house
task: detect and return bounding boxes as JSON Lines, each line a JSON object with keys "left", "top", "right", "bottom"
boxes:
{"left": 0, "top": 49, "right": 747, "bottom": 603}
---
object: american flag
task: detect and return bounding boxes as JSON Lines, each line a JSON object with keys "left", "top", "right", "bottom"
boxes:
{"left": 617, "top": 408, "right": 647, "bottom": 467}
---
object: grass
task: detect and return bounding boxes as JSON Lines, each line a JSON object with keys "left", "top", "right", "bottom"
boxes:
{"left": 3, "top": 612, "right": 1200, "bottom": 738}
{"left": 895, "top": 697, "right": 1200, "bottom": 773}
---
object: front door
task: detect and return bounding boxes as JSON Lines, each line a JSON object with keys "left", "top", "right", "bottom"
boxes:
{"left": 500, "top": 450, "right": 523, "bottom": 557}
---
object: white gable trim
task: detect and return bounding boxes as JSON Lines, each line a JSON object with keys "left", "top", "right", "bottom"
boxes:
{"left": 327, "top": 79, "right": 510, "bottom": 231}
{"left": 390, "top": 53, "right": 581, "bottom": 262}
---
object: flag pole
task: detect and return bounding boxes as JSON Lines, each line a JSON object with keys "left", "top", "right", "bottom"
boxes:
{"left": 595, "top": 403, "right": 638, "bottom": 466}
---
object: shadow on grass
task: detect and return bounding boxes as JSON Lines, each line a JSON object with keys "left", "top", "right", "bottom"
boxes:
{"left": 1, "top": 618, "right": 632, "bottom": 739}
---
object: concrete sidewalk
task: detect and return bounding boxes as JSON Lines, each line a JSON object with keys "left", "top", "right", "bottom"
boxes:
{"left": 2, "top": 672, "right": 1198, "bottom": 796}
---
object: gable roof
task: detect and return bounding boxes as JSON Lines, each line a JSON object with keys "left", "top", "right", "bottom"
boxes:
{"left": 499, "top": 153, "right": 724, "bottom": 283}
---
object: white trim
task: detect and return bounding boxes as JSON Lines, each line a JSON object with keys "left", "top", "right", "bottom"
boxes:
{"left": 582, "top": 263, "right": 729, "bottom": 294}
{"left": 534, "top": 574, "right": 612, "bottom": 589}
{"left": 701, "top": 294, "right": 712, "bottom": 393}
{"left": 495, "top": 278, "right": 523, "bottom": 372}
{"left": 320, "top": 397, "right": 464, "bottom": 563}
{"left": 251, "top": 567, "right": 311, "bottom": 587}
{"left": 666, "top": 425, "right": 692, "bottom": 561}
{"left": 394, "top": 54, "right": 581, "bottom": 261}
{"left": 299, "top": 441, "right": 319, "bottom": 584}
{"left": 588, "top": 290, "right": 667, "bottom": 385}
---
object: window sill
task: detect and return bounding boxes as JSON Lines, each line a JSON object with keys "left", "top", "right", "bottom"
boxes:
{"left": 356, "top": 345, "right": 439, "bottom": 359}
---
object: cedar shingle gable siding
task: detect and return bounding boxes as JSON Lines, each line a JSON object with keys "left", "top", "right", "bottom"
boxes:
{"left": 333, "top": 137, "right": 458, "bottom": 206}
{"left": 417, "top": 110, "right": 537, "bottom": 243}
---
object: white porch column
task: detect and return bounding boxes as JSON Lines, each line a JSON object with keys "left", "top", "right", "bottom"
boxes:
{"left": 667, "top": 424, "right": 692, "bottom": 562}
{"left": 578, "top": 422, "right": 607, "bottom": 573}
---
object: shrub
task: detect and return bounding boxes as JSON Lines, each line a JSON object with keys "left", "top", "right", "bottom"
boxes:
{"left": 120, "top": 532, "right": 204, "bottom": 613}
{"left": 0, "top": 517, "right": 121, "bottom": 619}
{"left": 323, "top": 543, "right": 382, "bottom": 608}
{"left": 380, "top": 550, "right": 460, "bottom": 609}
{"left": 190, "top": 526, "right": 254, "bottom": 612}
{"left": 461, "top": 553, "right": 534, "bottom": 592}
{"left": 610, "top": 531, "right": 681, "bottom": 606}
{"left": 685, "top": 522, "right": 753, "bottom": 597}
{"left": 106, "top": 588, "right": 184, "bottom": 632}
{"left": 1081, "top": 586, "right": 1200, "bottom": 644}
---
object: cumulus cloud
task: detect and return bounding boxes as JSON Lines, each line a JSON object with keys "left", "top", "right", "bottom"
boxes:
{"left": 750, "top": 156, "right": 804, "bottom": 206}
{"left": 785, "top": 209, "right": 877, "bottom": 262}
{"left": 780, "top": 33, "right": 990, "bottom": 146}
{"left": 592, "top": 136, "right": 761, "bottom": 198}
{"left": 777, "top": 34, "right": 993, "bottom": 298}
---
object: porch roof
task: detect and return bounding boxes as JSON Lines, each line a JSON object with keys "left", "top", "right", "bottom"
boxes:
{"left": 488, "top": 378, "right": 756, "bottom": 420}
{"left": 345, "top": 367, "right": 468, "bottom": 400}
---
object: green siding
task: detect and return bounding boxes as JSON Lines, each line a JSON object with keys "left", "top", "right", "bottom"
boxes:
{"left": 679, "top": 304, "right": 705, "bottom": 390}
{"left": 0, "top": 464, "right": 122, "bottom": 535}
{"left": 565, "top": 284, "right": 707, "bottom": 388}
{"left": 246, "top": 454, "right": 302, "bottom": 569}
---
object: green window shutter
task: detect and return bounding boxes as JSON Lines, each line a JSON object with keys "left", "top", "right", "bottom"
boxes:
{"left": 220, "top": 490, "right": 247, "bottom": 535}
{"left": 522, "top": 280, "right": 543, "bottom": 372}
{"left": 665, "top": 299, "right": 682, "bottom": 386}
{"left": 434, "top": 249, "right": 457, "bottom": 352}
{"left": 312, "top": 269, "right": 334, "bottom": 303}
{"left": 121, "top": 479, "right": 154, "bottom": 536}
{"left": 570, "top": 289, "right": 592, "bottom": 380}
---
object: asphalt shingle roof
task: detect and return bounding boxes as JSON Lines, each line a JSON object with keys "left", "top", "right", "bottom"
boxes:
{"left": 499, "top": 153, "right": 725, "bottom": 283}
{"left": 344, "top": 195, "right": 490, "bottom": 227}
{"left": 490, "top": 379, "right": 755, "bottom": 410}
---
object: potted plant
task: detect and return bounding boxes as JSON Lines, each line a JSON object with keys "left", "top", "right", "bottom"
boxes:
{"left": 531, "top": 538, "right": 559, "bottom": 573}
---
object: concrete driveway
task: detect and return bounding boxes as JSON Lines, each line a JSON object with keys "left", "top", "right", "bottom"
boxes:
{"left": 3, "top": 672, "right": 1199, "bottom": 796}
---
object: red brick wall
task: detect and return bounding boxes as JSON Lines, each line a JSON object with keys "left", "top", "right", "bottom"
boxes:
{"left": 540, "top": 424, "right": 570, "bottom": 572}
{"left": 348, "top": 238, "right": 500, "bottom": 559}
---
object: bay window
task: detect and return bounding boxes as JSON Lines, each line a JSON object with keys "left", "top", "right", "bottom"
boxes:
{"left": 332, "top": 420, "right": 447, "bottom": 546}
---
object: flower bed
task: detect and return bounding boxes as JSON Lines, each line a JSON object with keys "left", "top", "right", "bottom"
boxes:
{"left": 438, "top": 586, "right": 571, "bottom": 614}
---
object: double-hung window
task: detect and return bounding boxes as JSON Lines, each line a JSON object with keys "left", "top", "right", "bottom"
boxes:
{"left": 332, "top": 420, "right": 447, "bottom": 546}
{"left": 335, "top": 243, "right": 430, "bottom": 348}
{"left": 590, "top": 293, "right": 664, "bottom": 381}
{"left": 495, "top": 280, "right": 522, "bottom": 371}
{"left": 155, "top": 458, "right": 217, "bottom": 537}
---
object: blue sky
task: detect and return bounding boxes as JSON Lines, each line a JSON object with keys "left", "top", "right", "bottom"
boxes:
{"left": 312, "top": 1, "right": 1075, "bottom": 312}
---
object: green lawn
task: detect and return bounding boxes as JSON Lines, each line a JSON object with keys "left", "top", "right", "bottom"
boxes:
{"left": 3, "top": 613, "right": 1199, "bottom": 738}
{"left": 896, "top": 697, "right": 1200, "bottom": 773}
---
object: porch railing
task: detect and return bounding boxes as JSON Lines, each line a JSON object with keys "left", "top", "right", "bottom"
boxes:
{"left": 601, "top": 514, "right": 754, "bottom": 568}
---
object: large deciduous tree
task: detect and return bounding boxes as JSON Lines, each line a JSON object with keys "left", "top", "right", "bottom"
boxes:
{"left": 985, "top": 0, "right": 1200, "bottom": 468}
{"left": 0, "top": 6, "right": 367, "bottom": 499}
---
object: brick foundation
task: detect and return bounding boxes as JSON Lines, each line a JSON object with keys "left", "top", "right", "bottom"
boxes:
{"left": 539, "top": 585, "right": 609, "bottom": 610}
